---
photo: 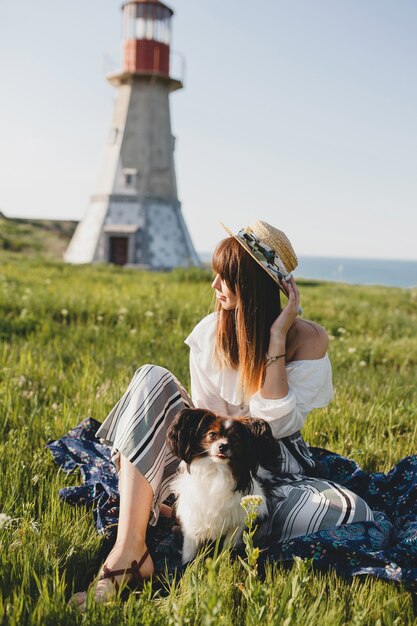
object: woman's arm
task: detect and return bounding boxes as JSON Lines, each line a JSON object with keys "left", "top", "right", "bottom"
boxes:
{"left": 261, "top": 279, "right": 329, "bottom": 400}
{"left": 250, "top": 355, "right": 333, "bottom": 438}
{"left": 253, "top": 278, "right": 331, "bottom": 438}
{"left": 261, "top": 278, "right": 299, "bottom": 400}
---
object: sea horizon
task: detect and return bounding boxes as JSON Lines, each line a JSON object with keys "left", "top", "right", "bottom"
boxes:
{"left": 198, "top": 252, "right": 417, "bottom": 289}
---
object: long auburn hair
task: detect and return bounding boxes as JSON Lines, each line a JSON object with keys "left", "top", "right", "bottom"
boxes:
{"left": 212, "top": 237, "right": 282, "bottom": 399}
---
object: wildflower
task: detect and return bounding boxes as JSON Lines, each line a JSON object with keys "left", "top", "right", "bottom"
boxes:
{"left": 337, "top": 327, "right": 346, "bottom": 334}
{"left": 130, "top": 328, "right": 138, "bottom": 334}
{"left": 359, "top": 360, "right": 367, "bottom": 367}
{"left": 118, "top": 306, "right": 128, "bottom": 315}
{"left": 348, "top": 347, "right": 356, "bottom": 353}
{"left": 0, "top": 514, "right": 11, "bottom": 529}
{"left": 20, "top": 308, "right": 28, "bottom": 318}
{"left": 96, "top": 314, "right": 104, "bottom": 322}
{"left": 61, "top": 309, "right": 69, "bottom": 317}
{"left": 240, "top": 495, "right": 264, "bottom": 527}
{"left": 239, "top": 495, "right": 264, "bottom": 597}
{"left": 145, "top": 310, "right": 154, "bottom": 317}
{"left": 22, "top": 390, "right": 34, "bottom": 400}
{"left": 240, "top": 495, "right": 263, "bottom": 509}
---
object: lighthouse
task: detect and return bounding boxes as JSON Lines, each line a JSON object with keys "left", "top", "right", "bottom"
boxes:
{"left": 64, "top": 0, "right": 200, "bottom": 268}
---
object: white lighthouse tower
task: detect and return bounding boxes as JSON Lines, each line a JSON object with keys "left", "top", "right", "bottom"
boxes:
{"left": 65, "top": 0, "right": 200, "bottom": 268}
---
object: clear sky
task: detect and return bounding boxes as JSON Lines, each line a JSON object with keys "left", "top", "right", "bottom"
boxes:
{"left": 1, "top": 0, "right": 416, "bottom": 260}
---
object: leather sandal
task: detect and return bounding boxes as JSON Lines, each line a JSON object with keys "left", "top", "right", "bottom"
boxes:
{"left": 98, "top": 548, "right": 150, "bottom": 593}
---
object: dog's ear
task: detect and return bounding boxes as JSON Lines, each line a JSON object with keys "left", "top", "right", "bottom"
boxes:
{"left": 166, "top": 407, "right": 215, "bottom": 464}
{"left": 245, "top": 418, "right": 282, "bottom": 473}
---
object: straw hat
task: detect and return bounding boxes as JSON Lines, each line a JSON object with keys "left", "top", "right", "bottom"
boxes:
{"left": 221, "top": 220, "right": 298, "bottom": 295}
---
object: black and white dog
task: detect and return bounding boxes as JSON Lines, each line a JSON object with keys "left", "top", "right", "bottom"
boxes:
{"left": 167, "top": 408, "right": 280, "bottom": 563}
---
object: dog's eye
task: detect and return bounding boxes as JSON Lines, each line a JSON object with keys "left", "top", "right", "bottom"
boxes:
{"left": 207, "top": 431, "right": 218, "bottom": 440}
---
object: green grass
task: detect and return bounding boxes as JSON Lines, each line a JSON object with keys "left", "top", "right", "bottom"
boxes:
{"left": 1, "top": 252, "right": 417, "bottom": 625}
{"left": 0, "top": 215, "right": 76, "bottom": 258}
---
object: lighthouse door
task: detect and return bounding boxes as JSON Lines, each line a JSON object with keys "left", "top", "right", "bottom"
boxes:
{"left": 109, "top": 236, "right": 128, "bottom": 265}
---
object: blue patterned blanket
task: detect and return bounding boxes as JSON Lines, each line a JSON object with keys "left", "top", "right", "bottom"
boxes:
{"left": 47, "top": 418, "right": 417, "bottom": 590}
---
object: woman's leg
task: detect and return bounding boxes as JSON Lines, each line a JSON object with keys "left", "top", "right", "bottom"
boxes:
{"left": 267, "top": 477, "right": 374, "bottom": 544}
{"left": 73, "top": 364, "right": 192, "bottom": 608}
{"left": 72, "top": 455, "right": 155, "bottom": 608}
{"left": 101, "top": 454, "right": 155, "bottom": 578}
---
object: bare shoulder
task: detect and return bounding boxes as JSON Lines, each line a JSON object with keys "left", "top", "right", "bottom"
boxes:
{"left": 288, "top": 319, "right": 329, "bottom": 361}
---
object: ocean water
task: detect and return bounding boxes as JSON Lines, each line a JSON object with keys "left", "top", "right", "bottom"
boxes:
{"left": 296, "top": 256, "right": 417, "bottom": 289}
{"left": 199, "top": 252, "right": 417, "bottom": 289}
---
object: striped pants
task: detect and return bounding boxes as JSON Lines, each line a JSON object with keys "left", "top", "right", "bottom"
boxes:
{"left": 96, "top": 364, "right": 373, "bottom": 540}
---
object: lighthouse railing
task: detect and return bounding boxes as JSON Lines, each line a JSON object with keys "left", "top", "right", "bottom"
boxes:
{"left": 103, "top": 53, "right": 120, "bottom": 76}
{"left": 169, "top": 50, "right": 186, "bottom": 86}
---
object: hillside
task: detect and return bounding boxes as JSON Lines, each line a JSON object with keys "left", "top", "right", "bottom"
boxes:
{"left": 0, "top": 213, "right": 77, "bottom": 259}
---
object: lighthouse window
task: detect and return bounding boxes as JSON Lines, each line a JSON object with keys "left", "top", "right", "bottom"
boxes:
{"left": 153, "top": 17, "right": 160, "bottom": 42}
{"left": 123, "top": 169, "right": 137, "bottom": 188}
{"left": 161, "top": 19, "right": 171, "bottom": 45}
{"left": 146, "top": 19, "right": 154, "bottom": 40}
{"left": 153, "top": 17, "right": 170, "bottom": 44}
{"left": 125, "top": 3, "right": 171, "bottom": 44}
{"left": 135, "top": 17, "right": 146, "bottom": 39}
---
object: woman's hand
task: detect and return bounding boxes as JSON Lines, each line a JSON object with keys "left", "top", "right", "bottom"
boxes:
{"left": 269, "top": 277, "right": 300, "bottom": 342}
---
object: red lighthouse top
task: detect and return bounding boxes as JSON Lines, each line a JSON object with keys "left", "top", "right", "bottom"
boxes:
{"left": 121, "top": 0, "right": 174, "bottom": 78}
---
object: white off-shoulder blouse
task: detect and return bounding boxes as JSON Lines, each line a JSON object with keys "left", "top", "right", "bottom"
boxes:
{"left": 184, "top": 312, "right": 333, "bottom": 439}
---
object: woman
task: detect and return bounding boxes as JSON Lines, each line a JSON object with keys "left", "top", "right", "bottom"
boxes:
{"left": 73, "top": 220, "right": 373, "bottom": 609}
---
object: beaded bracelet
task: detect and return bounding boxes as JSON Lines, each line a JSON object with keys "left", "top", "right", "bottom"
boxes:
{"left": 265, "top": 352, "right": 286, "bottom": 368}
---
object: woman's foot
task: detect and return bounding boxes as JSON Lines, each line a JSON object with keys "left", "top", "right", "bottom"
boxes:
{"left": 160, "top": 503, "right": 180, "bottom": 527}
{"left": 71, "top": 546, "right": 154, "bottom": 611}
{"left": 159, "top": 503, "right": 174, "bottom": 518}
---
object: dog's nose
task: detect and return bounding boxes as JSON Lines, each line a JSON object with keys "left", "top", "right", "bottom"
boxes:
{"left": 218, "top": 443, "right": 229, "bottom": 453}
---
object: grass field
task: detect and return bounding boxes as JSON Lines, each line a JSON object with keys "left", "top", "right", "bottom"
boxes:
{"left": 1, "top": 250, "right": 417, "bottom": 625}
